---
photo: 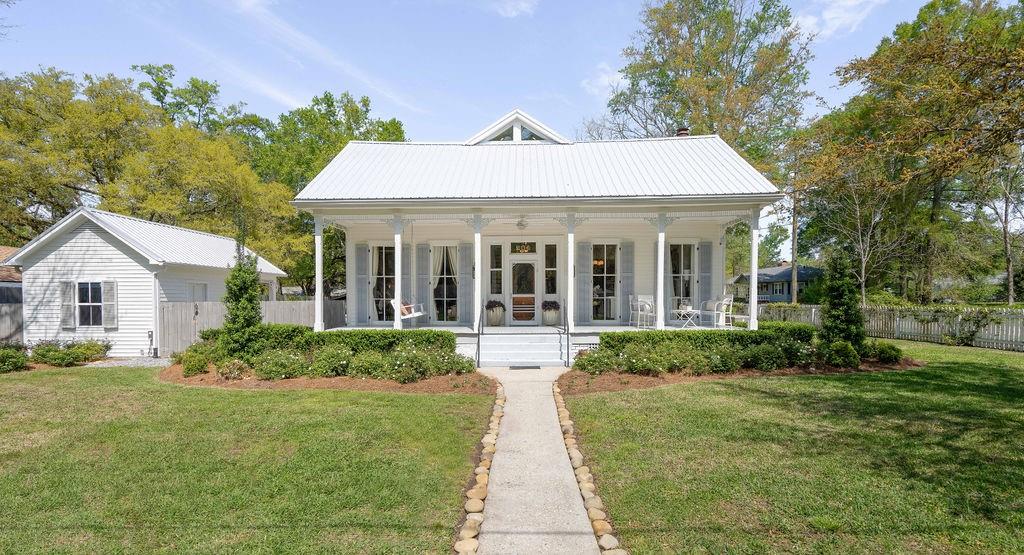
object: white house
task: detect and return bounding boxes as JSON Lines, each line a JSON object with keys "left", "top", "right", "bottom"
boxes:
{"left": 293, "top": 110, "right": 782, "bottom": 365}
{"left": 4, "top": 208, "right": 285, "bottom": 357}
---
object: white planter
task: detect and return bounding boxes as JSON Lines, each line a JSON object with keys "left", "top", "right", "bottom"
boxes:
{"left": 542, "top": 309, "right": 560, "bottom": 326}
{"left": 487, "top": 308, "right": 505, "bottom": 326}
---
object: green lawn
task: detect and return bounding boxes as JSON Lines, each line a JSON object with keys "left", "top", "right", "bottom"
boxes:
{"left": 566, "top": 341, "right": 1024, "bottom": 553}
{"left": 0, "top": 366, "right": 492, "bottom": 553}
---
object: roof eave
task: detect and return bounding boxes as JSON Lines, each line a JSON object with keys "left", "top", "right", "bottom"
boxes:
{"left": 6, "top": 208, "right": 164, "bottom": 267}
{"left": 291, "top": 192, "right": 784, "bottom": 211}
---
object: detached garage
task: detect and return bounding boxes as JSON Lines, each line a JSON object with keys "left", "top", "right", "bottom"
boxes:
{"left": 3, "top": 208, "right": 285, "bottom": 357}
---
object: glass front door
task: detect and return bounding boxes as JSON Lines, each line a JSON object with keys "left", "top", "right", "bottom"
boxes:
{"left": 511, "top": 261, "right": 537, "bottom": 325}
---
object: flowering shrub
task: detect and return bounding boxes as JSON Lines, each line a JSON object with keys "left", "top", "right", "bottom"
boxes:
{"left": 573, "top": 348, "right": 621, "bottom": 375}
{"left": 309, "top": 344, "right": 353, "bottom": 377}
{"left": 252, "top": 350, "right": 307, "bottom": 380}
{"left": 621, "top": 343, "right": 668, "bottom": 376}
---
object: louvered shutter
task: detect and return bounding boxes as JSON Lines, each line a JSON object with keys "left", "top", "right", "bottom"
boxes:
{"left": 576, "top": 242, "right": 592, "bottom": 324}
{"left": 618, "top": 241, "right": 634, "bottom": 324}
{"left": 101, "top": 280, "right": 118, "bottom": 329}
{"left": 60, "top": 281, "right": 76, "bottom": 330}
{"left": 354, "top": 243, "right": 369, "bottom": 324}
{"left": 663, "top": 242, "right": 672, "bottom": 317}
{"left": 401, "top": 242, "right": 412, "bottom": 302}
{"left": 457, "top": 242, "right": 473, "bottom": 325}
{"left": 698, "top": 241, "right": 713, "bottom": 306}
{"left": 416, "top": 244, "right": 430, "bottom": 324}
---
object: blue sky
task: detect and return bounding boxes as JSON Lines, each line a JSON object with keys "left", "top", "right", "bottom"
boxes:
{"left": 2, "top": 0, "right": 928, "bottom": 142}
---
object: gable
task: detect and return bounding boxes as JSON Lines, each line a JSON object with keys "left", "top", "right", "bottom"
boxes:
{"left": 465, "top": 109, "right": 569, "bottom": 145}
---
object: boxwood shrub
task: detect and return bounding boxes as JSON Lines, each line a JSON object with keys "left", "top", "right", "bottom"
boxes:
{"left": 874, "top": 341, "right": 903, "bottom": 364}
{"left": 823, "top": 340, "right": 860, "bottom": 368}
{"left": 298, "top": 329, "right": 457, "bottom": 354}
{"left": 598, "top": 322, "right": 816, "bottom": 356}
{"left": 741, "top": 343, "right": 788, "bottom": 371}
{"left": 0, "top": 348, "right": 28, "bottom": 374}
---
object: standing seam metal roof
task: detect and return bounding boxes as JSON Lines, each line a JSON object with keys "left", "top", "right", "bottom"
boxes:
{"left": 294, "top": 135, "right": 779, "bottom": 201}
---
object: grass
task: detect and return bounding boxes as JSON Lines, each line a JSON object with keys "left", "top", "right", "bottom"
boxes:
{"left": 0, "top": 366, "right": 492, "bottom": 553}
{"left": 566, "top": 341, "right": 1024, "bottom": 553}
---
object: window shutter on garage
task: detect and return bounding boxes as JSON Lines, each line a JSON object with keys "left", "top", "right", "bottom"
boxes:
{"left": 698, "top": 241, "right": 713, "bottom": 306}
{"left": 416, "top": 244, "right": 430, "bottom": 325}
{"left": 618, "top": 241, "right": 634, "bottom": 324}
{"left": 457, "top": 242, "right": 473, "bottom": 325}
{"left": 102, "top": 280, "right": 118, "bottom": 329}
{"left": 354, "top": 243, "right": 369, "bottom": 324}
{"left": 576, "top": 242, "right": 592, "bottom": 324}
{"left": 60, "top": 281, "right": 76, "bottom": 330}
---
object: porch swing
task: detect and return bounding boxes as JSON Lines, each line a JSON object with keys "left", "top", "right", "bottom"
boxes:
{"left": 389, "top": 220, "right": 424, "bottom": 320}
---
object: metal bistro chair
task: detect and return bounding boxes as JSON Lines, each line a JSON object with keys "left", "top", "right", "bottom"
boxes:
{"left": 629, "top": 294, "right": 656, "bottom": 328}
{"left": 699, "top": 295, "right": 734, "bottom": 328}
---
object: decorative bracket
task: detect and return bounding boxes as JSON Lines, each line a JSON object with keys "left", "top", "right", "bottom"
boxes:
{"left": 462, "top": 215, "right": 496, "bottom": 232}
{"left": 645, "top": 213, "right": 678, "bottom": 231}
{"left": 391, "top": 215, "right": 411, "bottom": 233}
{"left": 554, "top": 214, "right": 588, "bottom": 230}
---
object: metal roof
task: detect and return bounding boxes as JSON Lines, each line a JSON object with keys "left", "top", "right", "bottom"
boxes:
{"left": 6, "top": 208, "right": 286, "bottom": 276}
{"left": 294, "top": 134, "right": 780, "bottom": 203}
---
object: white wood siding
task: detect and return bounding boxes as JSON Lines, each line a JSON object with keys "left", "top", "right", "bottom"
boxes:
{"left": 21, "top": 221, "right": 156, "bottom": 357}
{"left": 344, "top": 217, "right": 727, "bottom": 323}
{"left": 158, "top": 266, "right": 231, "bottom": 302}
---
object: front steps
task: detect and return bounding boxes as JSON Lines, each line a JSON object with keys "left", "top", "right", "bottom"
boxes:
{"left": 478, "top": 332, "right": 569, "bottom": 367}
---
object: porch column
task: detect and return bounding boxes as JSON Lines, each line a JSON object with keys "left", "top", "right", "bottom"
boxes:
{"left": 393, "top": 215, "right": 404, "bottom": 330}
{"left": 566, "top": 214, "right": 576, "bottom": 333}
{"left": 313, "top": 216, "right": 324, "bottom": 332}
{"left": 473, "top": 215, "right": 484, "bottom": 332}
{"left": 656, "top": 213, "right": 667, "bottom": 329}
{"left": 749, "top": 207, "right": 761, "bottom": 330}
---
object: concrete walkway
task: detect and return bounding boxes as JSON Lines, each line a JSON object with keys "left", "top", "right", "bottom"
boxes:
{"left": 476, "top": 367, "right": 600, "bottom": 555}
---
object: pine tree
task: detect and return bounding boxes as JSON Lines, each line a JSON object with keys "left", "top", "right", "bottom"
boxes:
{"left": 820, "top": 254, "right": 865, "bottom": 349}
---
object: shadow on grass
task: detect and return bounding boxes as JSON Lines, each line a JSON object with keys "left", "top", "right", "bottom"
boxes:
{"left": 712, "top": 359, "right": 1024, "bottom": 525}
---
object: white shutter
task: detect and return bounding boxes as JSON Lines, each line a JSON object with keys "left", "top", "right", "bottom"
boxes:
{"left": 102, "top": 280, "right": 118, "bottom": 329}
{"left": 60, "top": 281, "right": 76, "bottom": 330}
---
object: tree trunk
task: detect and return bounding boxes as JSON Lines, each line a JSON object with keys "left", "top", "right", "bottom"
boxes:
{"left": 922, "top": 179, "right": 944, "bottom": 304}
{"left": 1003, "top": 191, "right": 1014, "bottom": 306}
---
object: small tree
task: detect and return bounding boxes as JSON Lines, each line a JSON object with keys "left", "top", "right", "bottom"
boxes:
{"left": 220, "top": 249, "right": 263, "bottom": 360}
{"left": 820, "top": 254, "right": 865, "bottom": 350}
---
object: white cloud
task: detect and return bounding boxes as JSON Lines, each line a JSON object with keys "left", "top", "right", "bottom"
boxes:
{"left": 178, "top": 36, "right": 304, "bottom": 109}
{"left": 228, "top": 0, "right": 424, "bottom": 113}
{"left": 796, "top": 0, "right": 889, "bottom": 40}
{"left": 489, "top": 0, "right": 539, "bottom": 18}
{"left": 580, "top": 62, "right": 624, "bottom": 100}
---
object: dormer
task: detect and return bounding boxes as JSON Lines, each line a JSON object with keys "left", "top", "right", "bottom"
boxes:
{"left": 465, "top": 109, "right": 570, "bottom": 145}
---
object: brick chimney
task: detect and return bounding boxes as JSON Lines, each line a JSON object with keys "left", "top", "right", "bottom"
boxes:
{"left": 675, "top": 126, "right": 690, "bottom": 137}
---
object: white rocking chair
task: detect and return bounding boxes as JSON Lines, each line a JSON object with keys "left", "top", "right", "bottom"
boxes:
{"left": 390, "top": 299, "right": 425, "bottom": 319}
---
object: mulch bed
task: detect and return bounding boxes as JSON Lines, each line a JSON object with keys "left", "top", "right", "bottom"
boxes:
{"left": 558, "top": 359, "right": 923, "bottom": 395}
{"left": 159, "top": 364, "right": 497, "bottom": 395}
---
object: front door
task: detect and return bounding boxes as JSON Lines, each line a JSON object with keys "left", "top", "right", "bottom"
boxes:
{"left": 510, "top": 261, "right": 538, "bottom": 325}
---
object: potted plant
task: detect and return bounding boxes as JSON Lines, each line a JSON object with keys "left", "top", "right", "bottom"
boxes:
{"left": 542, "top": 300, "right": 561, "bottom": 326}
{"left": 486, "top": 300, "right": 506, "bottom": 326}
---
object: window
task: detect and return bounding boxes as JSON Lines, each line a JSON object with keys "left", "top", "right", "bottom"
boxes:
{"left": 772, "top": 282, "right": 785, "bottom": 295}
{"left": 510, "top": 241, "right": 537, "bottom": 254}
{"left": 521, "top": 126, "right": 546, "bottom": 141}
{"left": 372, "top": 246, "right": 395, "bottom": 320}
{"left": 669, "top": 244, "right": 695, "bottom": 312}
{"left": 490, "top": 127, "right": 514, "bottom": 141}
{"left": 78, "top": 282, "right": 102, "bottom": 326}
{"left": 188, "top": 282, "right": 208, "bottom": 302}
{"left": 432, "top": 246, "right": 458, "bottom": 322}
{"left": 592, "top": 244, "right": 617, "bottom": 320}
{"left": 490, "top": 244, "right": 503, "bottom": 295}
{"left": 544, "top": 244, "right": 557, "bottom": 295}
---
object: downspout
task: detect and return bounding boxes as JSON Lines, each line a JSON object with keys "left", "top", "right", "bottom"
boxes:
{"left": 151, "top": 267, "right": 162, "bottom": 357}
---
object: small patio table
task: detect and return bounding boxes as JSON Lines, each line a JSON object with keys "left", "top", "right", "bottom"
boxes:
{"left": 672, "top": 307, "right": 700, "bottom": 328}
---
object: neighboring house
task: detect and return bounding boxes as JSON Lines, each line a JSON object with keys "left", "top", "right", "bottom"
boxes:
{"left": 0, "top": 246, "right": 22, "bottom": 304}
{"left": 731, "top": 263, "right": 823, "bottom": 303}
{"left": 4, "top": 208, "right": 286, "bottom": 357}
{"left": 293, "top": 110, "right": 782, "bottom": 365}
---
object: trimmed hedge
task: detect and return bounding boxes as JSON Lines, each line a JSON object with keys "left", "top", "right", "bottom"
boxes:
{"left": 598, "top": 322, "right": 817, "bottom": 355}
{"left": 297, "top": 329, "right": 457, "bottom": 354}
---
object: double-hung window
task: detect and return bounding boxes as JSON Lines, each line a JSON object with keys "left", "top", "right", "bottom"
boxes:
{"left": 78, "top": 282, "right": 102, "bottom": 326}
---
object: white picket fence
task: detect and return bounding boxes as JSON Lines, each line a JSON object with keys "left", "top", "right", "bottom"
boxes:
{"left": 758, "top": 304, "right": 1024, "bottom": 352}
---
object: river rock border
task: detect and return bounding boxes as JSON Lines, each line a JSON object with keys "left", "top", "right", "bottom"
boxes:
{"left": 453, "top": 383, "right": 505, "bottom": 555}
{"left": 553, "top": 382, "right": 627, "bottom": 555}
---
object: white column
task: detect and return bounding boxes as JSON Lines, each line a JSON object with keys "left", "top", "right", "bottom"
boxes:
{"left": 393, "top": 216, "right": 403, "bottom": 330}
{"left": 656, "top": 213, "right": 667, "bottom": 329}
{"left": 473, "top": 215, "right": 484, "bottom": 332}
{"left": 749, "top": 207, "right": 761, "bottom": 330}
{"left": 313, "top": 216, "right": 324, "bottom": 332}
{"left": 566, "top": 214, "right": 576, "bottom": 333}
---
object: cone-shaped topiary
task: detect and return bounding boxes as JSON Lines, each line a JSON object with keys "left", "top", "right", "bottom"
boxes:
{"left": 220, "top": 251, "right": 263, "bottom": 360}
{"left": 820, "top": 254, "right": 865, "bottom": 349}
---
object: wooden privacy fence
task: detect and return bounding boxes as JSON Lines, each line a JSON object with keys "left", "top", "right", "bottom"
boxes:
{"left": 758, "top": 304, "right": 1024, "bottom": 352}
{"left": 0, "top": 304, "right": 22, "bottom": 343}
{"left": 159, "top": 300, "right": 346, "bottom": 355}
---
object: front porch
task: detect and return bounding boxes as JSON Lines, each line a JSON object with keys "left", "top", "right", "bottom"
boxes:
{"left": 309, "top": 208, "right": 766, "bottom": 339}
